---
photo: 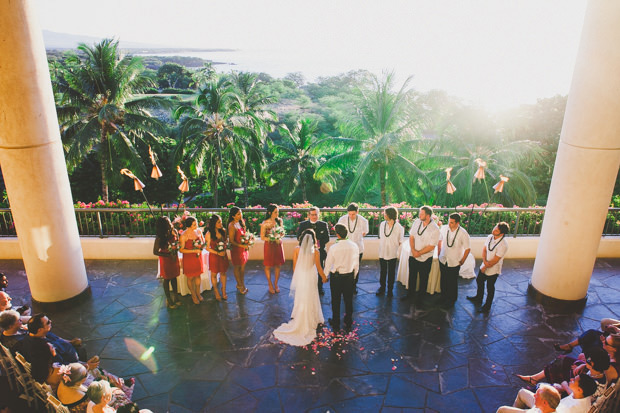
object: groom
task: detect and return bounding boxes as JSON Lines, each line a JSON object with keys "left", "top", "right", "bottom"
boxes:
{"left": 324, "top": 223, "right": 359, "bottom": 331}
{"left": 297, "top": 206, "right": 330, "bottom": 295}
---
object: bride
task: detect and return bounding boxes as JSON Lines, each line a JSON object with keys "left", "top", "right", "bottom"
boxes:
{"left": 273, "top": 229, "right": 328, "bottom": 346}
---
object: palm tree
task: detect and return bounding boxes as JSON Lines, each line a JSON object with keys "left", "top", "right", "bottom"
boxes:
{"left": 230, "top": 72, "right": 276, "bottom": 206}
{"left": 267, "top": 119, "right": 330, "bottom": 202}
{"left": 315, "top": 71, "right": 429, "bottom": 205}
{"left": 54, "top": 39, "right": 167, "bottom": 201}
{"left": 174, "top": 77, "right": 242, "bottom": 207}
{"left": 426, "top": 134, "right": 541, "bottom": 207}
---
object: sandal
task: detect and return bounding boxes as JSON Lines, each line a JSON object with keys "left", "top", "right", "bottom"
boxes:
{"left": 514, "top": 374, "right": 540, "bottom": 385}
{"left": 553, "top": 343, "right": 572, "bottom": 354}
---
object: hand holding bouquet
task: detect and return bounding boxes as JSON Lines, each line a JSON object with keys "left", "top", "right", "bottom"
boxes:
{"left": 268, "top": 226, "right": 286, "bottom": 243}
{"left": 240, "top": 232, "right": 255, "bottom": 248}
{"left": 216, "top": 241, "right": 226, "bottom": 256}
{"left": 193, "top": 238, "right": 205, "bottom": 255}
{"left": 169, "top": 240, "right": 180, "bottom": 255}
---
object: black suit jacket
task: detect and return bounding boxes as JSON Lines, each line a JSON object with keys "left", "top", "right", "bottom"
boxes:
{"left": 297, "top": 219, "right": 330, "bottom": 250}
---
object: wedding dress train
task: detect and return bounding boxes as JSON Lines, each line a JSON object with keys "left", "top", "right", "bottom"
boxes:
{"left": 273, "top": 234, "right": 324, "bottom": 346}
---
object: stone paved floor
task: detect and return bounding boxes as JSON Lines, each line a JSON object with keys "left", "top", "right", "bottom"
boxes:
{"left": 1, "top": 258, "right": 620, "bottom": 412}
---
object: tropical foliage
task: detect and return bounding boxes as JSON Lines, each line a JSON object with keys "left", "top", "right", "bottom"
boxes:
{"left": 42, "top": 38, "right": 620, "bottom": 209}
{"left": 53, "top": 39, "right": 169, "bottom": 201}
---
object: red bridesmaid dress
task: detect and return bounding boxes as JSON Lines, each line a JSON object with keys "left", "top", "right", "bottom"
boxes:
{"left": 230, "top": 224, "right": 249, "bottom": 266}
{"left": 183, "top": 238, "right": 203, "bottom": 278}
{"left": 159, "top": 235, "right": 180, "bottom": 279}
{"left": 263, "top": 226, "right": 285, "bottom": 266}
{"left": 208, "top": 237, "right": 229, "bottom": 274}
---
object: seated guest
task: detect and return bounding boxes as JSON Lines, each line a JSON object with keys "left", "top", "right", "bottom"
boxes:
{"left": 516, "top": 346, "right": 615, "bottom": 387}
{"left": 86, "top": 380, "right": 114, "bottom": 413}
{"left": 57, "top": 363, "right": 90, "bottom": 412}
{"left": 552, "top": 373, "right": 598, "bottom": 412}
{"left": 602, "top": 333, "right": 620, "bottom": 370}
{"left": 554, "top": 317, "right": 620, "bottom": 353}
{"left": 0, "top": 290, "right": 30, "bottom": 318}
{"left": 15, "top": 313, "right": 84, "bottom": 363}
{"left": 0, "top": 310, "right": 28, "bottom": 351}
{"left": 30, "top": 338, "right": 63, "bottom": 392}
{"left": 496, "top": 383, "right": 561, "bottom": 413}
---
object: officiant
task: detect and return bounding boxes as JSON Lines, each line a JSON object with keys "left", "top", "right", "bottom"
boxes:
{"left": 296, "top": 206, "right": 330, "bottom": 295}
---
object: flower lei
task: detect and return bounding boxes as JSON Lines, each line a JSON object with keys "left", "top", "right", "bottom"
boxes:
{"left": 58, "top": 364, "right": 71, "bottom": 383}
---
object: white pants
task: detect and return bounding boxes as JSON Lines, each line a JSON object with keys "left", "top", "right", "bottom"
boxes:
{"left": 496, "top": 388, "right": 535, "bottom": 413}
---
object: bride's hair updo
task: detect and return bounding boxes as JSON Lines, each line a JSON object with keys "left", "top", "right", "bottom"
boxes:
{"left": 299, "top": 229, "right": 316, "bottom": 246}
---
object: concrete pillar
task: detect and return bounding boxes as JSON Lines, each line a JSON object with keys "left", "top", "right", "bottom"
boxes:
{"left": 0, "top": 1, "right": 89, "bottom": 303}
{"left": 531, "top": 0, "right": 620, "bottom": 304}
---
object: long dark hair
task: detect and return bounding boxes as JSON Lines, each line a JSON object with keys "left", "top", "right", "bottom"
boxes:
{"left": 208, "top": 214, "right": 226, "bottom": 240}
{"left": 265, "top": 203, "right": 283, "bottom": 226}
{"left": 227, "top": 207, "right": 246, "bottom": 230}
{"left": 155, "top": 216, "right": 174, "bottom": 244}
{"left": 30, "top": 339, "right": 54, "bottom": 383}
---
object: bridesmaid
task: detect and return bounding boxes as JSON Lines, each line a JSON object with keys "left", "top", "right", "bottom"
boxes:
{"left": 228, "top": 206, "right": 250, "bottom": 294}
{"left": 153, "top": 216, "right": 182, "bottom": 308}
{"left": 179, "top": 216, "right": 205, "bottom": 304}
{"left": 260, "top": 204, "right": 285, "bottom": 293}
{"left": 205, "top": 214, "right": 229, "bottom": 301}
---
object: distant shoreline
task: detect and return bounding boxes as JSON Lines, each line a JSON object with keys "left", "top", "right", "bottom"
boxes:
{"left": 47, "top": 47, "right": 238, "bottom": 54}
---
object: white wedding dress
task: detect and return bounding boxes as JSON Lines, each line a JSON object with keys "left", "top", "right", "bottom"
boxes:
{"left": 273, "top": 234, "right": 324, "bottom": 346}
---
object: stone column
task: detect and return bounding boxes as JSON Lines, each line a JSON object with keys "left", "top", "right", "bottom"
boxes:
{"left": 531, "top": 0, "right": 620, "bottom": 304}
{"left": 0, "top": 1, "right": 89, "bottom": 303}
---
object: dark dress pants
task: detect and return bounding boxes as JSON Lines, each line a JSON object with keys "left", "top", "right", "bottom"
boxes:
{"left": 474, "top": 270, "right": 499, "bottom": 306}
{"left": 408, "top": 256, "right": 433, "bottom": 300}
{"left": 330, "top": 272, "right": 354, "bottom": 328}
{"left": 439, "top": 262, "right": 460, "bottom": 304}
{"left": 379, "top": 258, "right": 397, "bottom": 292}
{"left": 353, "top": 253, "right": 363, "bottom": 290}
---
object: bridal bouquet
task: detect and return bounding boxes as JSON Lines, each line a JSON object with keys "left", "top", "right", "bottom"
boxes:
{"left": 241, "top": 232, "right": 256, "bottom": 246}
{"left": 268, "top": 226, "right": 286, "bottom": 242}
{"left": 169, "top": 240, "right": 180, "bottom": 254}
{"left": 215, "top": 241, "right": 226, "bottom": 252}
{"left": 193, "top": 239, "right": 205, "bottom": 250}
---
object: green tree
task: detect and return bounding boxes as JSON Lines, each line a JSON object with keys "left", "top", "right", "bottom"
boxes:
{"left": 230, "top": 72, "right": 276, "bottom": 206}
{"left": 54, "top": 39, "right": 168, "bottom": 201}
{"left": 267, "top": 119, "right": 330, "bottom": 202}
{"left": 316, "top": 71, "right": 429, "bottom": 205}
{"left": 157, "top": 62, "right": 192, "bottom": 89}
{"left": 425, "top": 133, "right": 541, "bottom": 207}
{"left": 174, "top": 77, "right": 244, "bottom": 207}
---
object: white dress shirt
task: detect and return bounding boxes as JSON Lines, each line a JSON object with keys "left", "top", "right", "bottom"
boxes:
{"left": 409, "top": 219, "right": 440, "bottom": 262}
{"left": 438, "top": 225, "right": 471, "bottom": 267}
{"left": 483, "top": 234, "right": 508, "bottom": 275}
{"left": 556, "top": 394, "right": 591, "bottom": 413}
{"left": 338, "top": 215, "right": 369, "bottom": 253}
{"left": 324, "top": 239, "right": 360, "bottom": 278}
{"left": 378, "top": 221, "right": 404, "bottom": 260}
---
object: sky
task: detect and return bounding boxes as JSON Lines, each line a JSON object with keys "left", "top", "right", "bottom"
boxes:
{"left": 33, "top": 0, "right": 588, "bottom": 110}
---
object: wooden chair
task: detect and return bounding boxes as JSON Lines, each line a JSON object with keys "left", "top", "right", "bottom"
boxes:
{"left": 0, "top": 342, "right": 19, "bottom": 392}
{"left": 13, "top": 351, "right": 39, "bottom": 409}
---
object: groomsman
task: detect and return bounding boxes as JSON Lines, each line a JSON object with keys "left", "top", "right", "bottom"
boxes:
{"left": 402, "top": 206, "right": 440, "bottom": 308}
{"left": 297, "top": 206, "right": 330, "bottom": 295}
{"left": 337, "top": 203, "right": 368, "bottom": 294}
{"left": 324, "top": 224, "right": 359, "bottom": 331}
{"left": 437, "top": 213, "right": 471, "bottom": 308}
{"left": 467, "top": 222, "right": 509, "bottom": 313}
